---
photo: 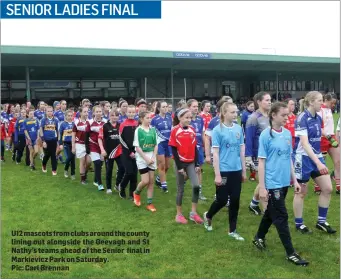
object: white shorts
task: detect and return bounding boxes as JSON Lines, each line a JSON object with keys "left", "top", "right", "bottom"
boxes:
{"left": 90, "top": 152, "right": 104, "bottom": 162}
{"left": 76, "top": 144, "right": 86, "bottom": 159}
{"left": 136, "top": 152, "right": 157, "bottom": 170}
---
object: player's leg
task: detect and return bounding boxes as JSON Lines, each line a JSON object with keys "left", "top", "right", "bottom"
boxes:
{"left": 327, "top": 145, "right": 340, "bottom": 194}
{"left": 314, "top": 172, "right": 337, "bottom": 234}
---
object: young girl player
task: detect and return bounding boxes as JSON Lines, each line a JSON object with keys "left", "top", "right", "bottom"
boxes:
{"left": 133, "top": 111, "right": 158, "bottom": 212}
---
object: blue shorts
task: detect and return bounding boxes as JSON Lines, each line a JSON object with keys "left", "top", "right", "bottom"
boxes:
{"left": 29, "top": 139, "right": 37, "bottom": 146}
{"left": 157, "top": 141, "right": 172, "bottom": 157}
{"left": 294, "top": 154, "right": 325, "bottom": 183}
{"left": 197, "top": 146, "right": 204, "bottom": 166}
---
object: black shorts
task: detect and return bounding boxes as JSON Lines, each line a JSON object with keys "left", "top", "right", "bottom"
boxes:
{"left": 297, "top": 170, "right": 322, "bottom": 184}
{"left": 139, "top": 167, "right": 155, "bottom": 175}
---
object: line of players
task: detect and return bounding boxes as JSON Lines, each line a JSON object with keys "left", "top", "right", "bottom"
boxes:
{"left": 1, "top": 91, "right": 339, "bottom": 266}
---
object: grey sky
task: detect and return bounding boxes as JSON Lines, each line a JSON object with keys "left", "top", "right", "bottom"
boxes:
{"left": 1, "top": 1, "right": 340, "bottom": 57}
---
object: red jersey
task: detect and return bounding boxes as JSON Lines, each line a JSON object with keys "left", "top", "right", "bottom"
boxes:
{"left": 284, "top": 114, "right": 296, "bottom": 137}
{"left": 1, "top": 121, "right": 7, "bottom": 140}
{"left": 73, "top": 119, "right": 88, "bottom": 144}
{"left": 88, "top": 120, "right": 105, "bottom": 153}
{"left": 8, "top": 117, "right": 17, "bottom": 136}
{"left": 169, "top": 125, "right": 197, "bottom": 162}
{"left": 200, "top": 112, "right": 212, "bottom": 130}
{"left": 284, "top": 113, "right": 296, "bottom": 148}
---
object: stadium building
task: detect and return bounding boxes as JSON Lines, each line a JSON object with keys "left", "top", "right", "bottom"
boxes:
{"left": 1, "top": 45, "right": 340, "bottom": 105}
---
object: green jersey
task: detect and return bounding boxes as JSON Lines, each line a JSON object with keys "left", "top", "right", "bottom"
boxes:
{"left": 133, "top": 126, "right": 157, "bottom": 152}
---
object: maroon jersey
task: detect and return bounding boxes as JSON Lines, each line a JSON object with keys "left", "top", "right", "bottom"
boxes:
{"left": 73, "top": 119, "right": 88, "bottom": 144}
{"left": 88, "top": 120, "right": 105, "bottom": 153}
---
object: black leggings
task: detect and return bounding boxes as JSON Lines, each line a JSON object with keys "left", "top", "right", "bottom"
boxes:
{"left": 1, "top": 140, "right": 4, "bottom": 158}
{"left": 206, "top": 171, "right": 242, "bottom": 233}
{"left": 42, "top": 140, "right": 57, "bottom": 171}
{"left": 64, "top": 142, "right": 75, "bottom": 175}
{"left": 255, "top": 187, "right": 294, "bottom": 255}
{"left": 106, "top": 156, "right": 125, "bottom": 190}
{"left": 120, "top": 152, "right": 138, "bottom": 197}
{"left": 93, "top": 160, "right": 103, "bottom": 185}
{"left": 25, "top": 145, "right": 30, "bottom": 166}
{"left": 16, "top": 134, "right": 26, "bottom": 163}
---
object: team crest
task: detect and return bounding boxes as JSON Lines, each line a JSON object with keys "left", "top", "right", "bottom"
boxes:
{"left": 274, "top": 190, "right": 280, "bottom": 200}
{"left": 236, "top": 132, "right": 240, "bottom": 139}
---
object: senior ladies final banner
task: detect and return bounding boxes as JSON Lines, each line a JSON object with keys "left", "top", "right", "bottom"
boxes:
{"left": 0, "top": 1, "right": 162, "bottom": 18}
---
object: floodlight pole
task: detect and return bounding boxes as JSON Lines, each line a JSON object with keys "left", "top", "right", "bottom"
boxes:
{"left": 144, "top": 77, "right": 147, "bottom": 101}
{"left": 171, "top": 68, "right": 174, "bottom": 107}
{"left": 25, "top": 66, "right": 31, "bottom": 102}
{"left": 276, "top": 71, "right": 279, "bottom": 101}
{"left": 184, "top": 78, "right": 187, "bottom": 101}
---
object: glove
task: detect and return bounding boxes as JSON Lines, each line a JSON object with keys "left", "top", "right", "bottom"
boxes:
{"left": 326, "top": 135, "right": 339, "bottom": 148}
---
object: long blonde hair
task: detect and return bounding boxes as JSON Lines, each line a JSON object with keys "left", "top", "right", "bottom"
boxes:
{"left": 301, "top": 91, "right": 322, "bottom": 111}
{"left": 219, "top": 102, "right": 237, "bottom": 128}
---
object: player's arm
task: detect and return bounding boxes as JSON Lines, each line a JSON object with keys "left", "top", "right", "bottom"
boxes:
{"left": 257, "top": 131, "right": 268, "bottom": 190}
{"left": 133, "top": 128, "right": 148, "bottom": 162}
{"left": 14, "top": 120, "right": 19, "bottom": 144}
{"left": 71, "top": 124, "right": 77, "bottom": 154}
{"left": 245, "top": 116, "right": 257, "bottom": 166}
{"left": 239, "top": 129, "right": 246, "bottom": 179}
{"left": 39, "top": 119, "right": 44, "bottom": 141}
{"left": 85, "top": 123, "right": 90, "bottom": 154}
{"left": 98, "top": 126, "right": 106, "bottom": 156}
{"left": 23, "top": 122, "right": 31, "bottom": 145}
{"left": 59, "top": 124, "right": 64, "bottom": 146}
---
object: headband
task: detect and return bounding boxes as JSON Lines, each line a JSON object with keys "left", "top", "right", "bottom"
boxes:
{"left": 177, "top": 108, "right": 190, "bottom": 118}
{"left": 136, "top": 99, "right": 147, "bottom": 107}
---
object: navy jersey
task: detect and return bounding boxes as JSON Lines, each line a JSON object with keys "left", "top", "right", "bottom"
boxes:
{"left": 204, "top": 116, "right": 220, "bottom": 138}
{"left": 34, "top": 110, "right": 45, "bottom": 122}
{"left": 54, "top": 110, "right": 65, "bottom": 122}
{"left": 241, "top": 109, "right": 252, "bottom": 131}
{"left": 151, "top": 114, "right": 172, "bottom": 143}
{"left": 7, "top": 113, "right": 14, "bottom": 121}
{"left": 191, "top": 116, "right": 204, "bottom": 146}
{"left": 294, "top": 109, "right": 323, "bottom": 158}
{"left": 59, "top": 121, "right": 74, "bottom": 144}
{"left": 41, "top": 117, "right": 59, "bottom": 141}
{"left": 1, "top": 112, "right": 8, "bottom": 123}
{"left": 134, "top": 113, "right": 139, "bottom": 121}
{"left": 102, "top": 112, "right": 110, "bottom": 123}
{"left": 23, "top": 118, "right": 40, "bottom": 141}
{"left": 15, "top": 118, "right": 26, "bottom": 135}
{"left": 75, "top": 110, "right": 92, "bottom": 120}
{"left": 245, "top": 111, "right": 269, "bottom": 157}
{"left": 118, "top": 114, "right": 127, "bottom": 124}
{"left": 14, "top": 117, "right": 26, "bottom": 142}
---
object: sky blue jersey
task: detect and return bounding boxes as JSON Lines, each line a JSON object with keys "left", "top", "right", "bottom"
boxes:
{"left": 258, "top": 127, "right": 292, "bottom": 189}
{"left": 212, "top": 123, "right": 244, "bottom": 172}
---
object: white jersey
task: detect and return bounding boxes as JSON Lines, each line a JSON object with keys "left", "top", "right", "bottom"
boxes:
{"left": 317, "top": 105, "right": 334, "bottom": 135}
{"left": 337, "top": 117, "right": 340, "bottom": 132}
